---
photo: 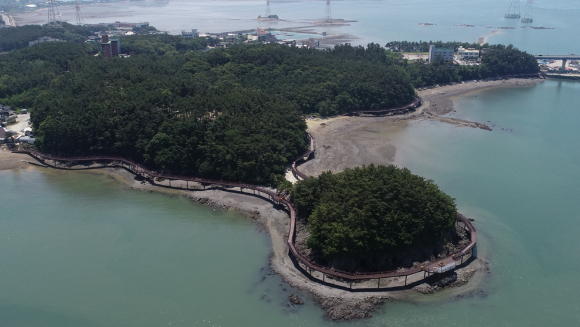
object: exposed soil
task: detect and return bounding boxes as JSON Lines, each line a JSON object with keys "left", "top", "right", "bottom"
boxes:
{"left": 0, "top": 148, "right": 32, "bottom": 170}
{"left": 299, "top": 77, "right": 544, "bottom": 177}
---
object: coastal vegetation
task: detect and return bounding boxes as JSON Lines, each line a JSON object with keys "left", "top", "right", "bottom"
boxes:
{"left": 0, "top": 23, "right": 100, "bottom": 52}
{"left": 120, "top": 34, "right": 213, "bottom": 55}
{"left": 0, "top": 42, "right": 98, "bottom": 108}
{"left": 1, "top": 41, "right": 418, "bottom": 184}
{"left": 0, "top": 34, "right": 539, "bottom": 184}
{"left": 386, "top": 40, "right": 493, "bottom": 53}
{"left": 402, "top": 44, "right": 540, "bottom": 87}
{"left": 292, "top": 165, "right": 458, "bottom": 271}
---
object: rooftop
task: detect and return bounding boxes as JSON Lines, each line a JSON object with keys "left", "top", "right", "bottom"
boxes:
{"left": 433, "top": 48, "right": 453, "bottom": 51}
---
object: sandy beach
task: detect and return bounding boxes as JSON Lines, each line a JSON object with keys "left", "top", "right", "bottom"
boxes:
{"left": 299, "top": 77, "right": 543, "bottom": 177}
{"left": 0, "top": 77, "right": 545, "bottom": 320}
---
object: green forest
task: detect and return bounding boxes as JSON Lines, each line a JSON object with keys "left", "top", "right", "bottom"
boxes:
{"left": 292, "top": 165, "right": 458, "bottom": 271}
{"left": 0, "top": 29, "right": 540, "bottom": 184}
{"left": 386, "top": 40, "right": 496, "bottom": 53}
{"left": 120, "top": 34, "right": 213, "bottom": 55}
{"left": 403, "top": 44, "right": 540, "bottom": 87}
{"left": 0, "top": 23, "right": 100, "bottom": 52}
{"left": 23, "top": 41, "right": 416, "bottom": 184}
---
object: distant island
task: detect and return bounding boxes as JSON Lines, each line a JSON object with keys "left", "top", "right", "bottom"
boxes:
{"left": 258, "top": 14, "right": 279, "bottom": 20}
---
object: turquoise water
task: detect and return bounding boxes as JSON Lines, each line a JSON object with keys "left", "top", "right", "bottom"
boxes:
{"left": 8, "top": 1, "right": 580, "bottom": 325}
{"left": 385, "top": 79, "right": 580, "bottom": 325}
{"left": 0, "top": 169, "right": 326, "bottom": 326}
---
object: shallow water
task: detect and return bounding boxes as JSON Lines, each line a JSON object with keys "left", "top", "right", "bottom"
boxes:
{"left": 0, "top": 169, "right": 326, "bottom": 326}
{"left": 386, "top": 79, "right": 580, "bottom": 326}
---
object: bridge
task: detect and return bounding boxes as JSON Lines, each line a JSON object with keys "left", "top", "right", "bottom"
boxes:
{"left": 535, "top": 55, "right": 580, "bottom": 70}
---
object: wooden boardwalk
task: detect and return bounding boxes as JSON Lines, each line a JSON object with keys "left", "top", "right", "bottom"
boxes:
{"left": 12, "top": 98, "right": 477, "bottom": 289}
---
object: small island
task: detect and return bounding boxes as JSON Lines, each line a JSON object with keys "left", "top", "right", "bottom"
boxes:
{"left": 258, "top": 14, "right": 279, "bottom": 20}
{"left": 292, "top": 164, "right": 465, "bottom": 274}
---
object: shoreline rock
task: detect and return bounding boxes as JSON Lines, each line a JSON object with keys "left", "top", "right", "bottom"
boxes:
{"left": 289, "top": 294, "right": 304, "bottom": 305}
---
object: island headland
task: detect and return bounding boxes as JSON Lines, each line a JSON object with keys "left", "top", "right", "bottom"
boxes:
{"left": 0, "top": 29, "right": 543, "bottom": 320}
{"left": 1, "top": 76, "right": 540, "bottom": 319}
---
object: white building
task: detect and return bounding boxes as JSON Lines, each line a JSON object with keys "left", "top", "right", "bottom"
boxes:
{"left": 457, "top": 47, "right": 480, "bottom": 60}
{"left": 428, "top": 45, "right": 454, "bottom": 63}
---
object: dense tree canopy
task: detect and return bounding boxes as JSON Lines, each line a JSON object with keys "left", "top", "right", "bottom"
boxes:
{"left": 0, "top": 42, "right": 98, "bottom": 108}
{"left": 0, "top": 36, "right": 540, "bottom": 184}
{"left": 0, "top": 23, "right": 100, "bottom": 52}
{"left": 386, "top": 40, "right": 495, "bottom": 53}
{"left": 293, "top": 165, "right": 457, "bottom": 262}
{"left": 120, "top": 34, "right": 212, "bottom": 55}
{"left": 404, "top": 44, "right": 539, "bottom": 87}
{"left": 13, "top": 41, "right": 418, "bottom": 183}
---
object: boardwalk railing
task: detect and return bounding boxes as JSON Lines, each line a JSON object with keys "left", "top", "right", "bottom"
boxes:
{"left": 13, "top": 98, "right": 477, "bottom": 289}
{"left": 347, "top": 96, "right": 422, "bottom": 116}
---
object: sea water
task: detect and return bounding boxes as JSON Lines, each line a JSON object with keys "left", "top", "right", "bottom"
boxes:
{"left": 15, "top": 0, "right": 580, "bottom": 54}
{"left": 2, "top": 81, "right": 579, "bottom": 326}
{"left": 384, "top": 79, "right": 580, "bottom": 326}
{"left": 6, "top": 1, "right": 580, "bottom": 325}
{"left": 0, "top": 169, "right": 326, "bottom": 326}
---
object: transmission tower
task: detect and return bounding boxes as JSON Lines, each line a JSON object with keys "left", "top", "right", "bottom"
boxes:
{"left": 265, "top": 0, "right": 271, "bottom": 18}
{"left": 75, "top": 0, "right": 84, "bottom": 26}
{"left": 504, "top": 0, "right": 520, "bottom": 19}
{"left": 521, "top": 0, "right": 533, "bottom": 23}
{"left": 324, "top": 0, "right": 332, "bottom": 23}
{"left": 47, "top": 0, "right": 62, "bottom": 27}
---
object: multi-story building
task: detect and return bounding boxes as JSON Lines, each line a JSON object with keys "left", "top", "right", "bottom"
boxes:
{"left": 101, "top": 35, "right": 121, "bottom": 58}
{"left": 428, "top": 45, "right": 454, "bottom": 63}
{"left": 457, "top": 47, "right": 480, "bottom": 60}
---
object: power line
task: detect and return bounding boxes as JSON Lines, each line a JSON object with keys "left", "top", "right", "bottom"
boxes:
{"left": 521, "top": 0, "right": 533, "bottom": 23}
{"left": 47, "top": 0, "right": 62, "bottom": 27}
{"left": 324, "top": 0, "right": 332, "bottom": 23}
{"left": 265, "top": 0, "right": 271, "bottom": 18}
{"left": 76, "top": 0, "right": 85, "bottom": 26}
{"left": 505, "top": 0, "right": 520, "bottom": 19}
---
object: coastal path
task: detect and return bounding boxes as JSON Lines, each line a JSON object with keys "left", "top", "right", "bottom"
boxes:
{"left": 12, "top": 97, "right": 477, "bottom": 290}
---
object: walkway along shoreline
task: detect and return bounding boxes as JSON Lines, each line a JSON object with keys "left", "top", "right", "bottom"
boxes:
{"left": 12, "top": 97, "right": 477, "bottom": 290}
